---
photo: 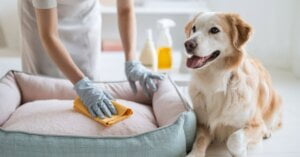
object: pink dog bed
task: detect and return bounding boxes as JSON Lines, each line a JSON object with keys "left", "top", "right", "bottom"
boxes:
{"left": 0, "top": 71, "right": 196, "bottom": 157}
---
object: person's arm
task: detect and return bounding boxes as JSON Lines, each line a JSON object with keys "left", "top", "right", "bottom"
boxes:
{"left": 116, "top": 0, "right": 165, "bottom": 97}
{"left": 34, "top": 5, "right": 116, "bottom": 118}
{"left": 116, "top": 0, "right": 136, "bottom": 61}
{"left": 34, "top": 8, "right": 84, "bottom": 84}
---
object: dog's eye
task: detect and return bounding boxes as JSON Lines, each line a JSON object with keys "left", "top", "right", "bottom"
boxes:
{"left": 192, "top": 26, "right": 196, "bottom": 33}
{"left": 209, "top": 27, "right": 220, "bottom": 34}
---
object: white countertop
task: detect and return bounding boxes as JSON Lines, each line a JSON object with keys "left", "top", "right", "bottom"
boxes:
{"left": 0, "top": 49, "right": 190, "bottom": 82}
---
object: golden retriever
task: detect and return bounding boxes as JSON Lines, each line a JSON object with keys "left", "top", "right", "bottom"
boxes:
{"left": 184, "top": 12, "right": 282, "bottom": 157}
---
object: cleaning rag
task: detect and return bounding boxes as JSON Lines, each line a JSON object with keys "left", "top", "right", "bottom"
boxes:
{"left": 73, "top": 97, "right": 133, "bottom": 127}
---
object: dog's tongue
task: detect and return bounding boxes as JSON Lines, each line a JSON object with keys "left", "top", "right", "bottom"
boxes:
{"left": 186, "top": 55, "right": 207, "bottom": 68}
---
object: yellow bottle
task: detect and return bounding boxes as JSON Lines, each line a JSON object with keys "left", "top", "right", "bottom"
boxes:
{"left": 158, "top": 47, "right": 172, "bottom": 69}
{"left": 157, "top": 19, "right": 175, "bottom": 70}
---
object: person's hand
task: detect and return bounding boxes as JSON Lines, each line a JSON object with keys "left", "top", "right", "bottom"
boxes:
{"left": 125, "top": 61, "right": 164, "bottom": 97}
{"left": 74, "top": 77, "right": 116, "bottom": 119}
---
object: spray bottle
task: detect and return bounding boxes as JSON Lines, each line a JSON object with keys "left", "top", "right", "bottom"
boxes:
{"left": 139, "top": 29, "right": 157, "bottom": 71}
{"left": 156, "top": 18, "right": 176, "bottom": 70}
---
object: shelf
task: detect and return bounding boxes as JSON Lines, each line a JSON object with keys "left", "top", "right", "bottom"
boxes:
{"left": 101, "top": 1, "right": 209, "bottom": 15}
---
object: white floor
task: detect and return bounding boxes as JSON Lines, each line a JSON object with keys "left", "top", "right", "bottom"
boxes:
{"left": 0, "top": 54, "right": 300, "bottom": 157}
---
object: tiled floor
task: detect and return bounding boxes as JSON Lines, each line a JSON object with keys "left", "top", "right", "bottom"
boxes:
{"left": 0, "top": 55, "right": 300, "bottom": 157}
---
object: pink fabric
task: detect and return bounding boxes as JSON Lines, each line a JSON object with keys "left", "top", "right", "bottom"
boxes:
{"left": 14, "top": 72, "right": 151, "bottom": 105}
{"left": 14, "top": 72, "right": 76, "bottom": 103}
{"left": 99, "top": 82, "right": 152, "bottom": 106}
{"left": 2, "top": 99, "right": 157, "bottom": 136}
{"left": 153, "top": 79, "right": 186, "bottom": 126}
{"left": 0, "top": 71, "right": 21, "bottom": 125}
{"left": 0, "top": 71, "right": 187, "bottom": 136}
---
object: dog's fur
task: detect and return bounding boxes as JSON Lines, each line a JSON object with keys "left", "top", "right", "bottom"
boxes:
{"left": 185, "top": 12, "right": 282, "bottom": 157}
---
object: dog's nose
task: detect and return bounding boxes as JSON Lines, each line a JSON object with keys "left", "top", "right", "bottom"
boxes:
{"left": 184, "top": 40, "right": 198, "bottom": 53}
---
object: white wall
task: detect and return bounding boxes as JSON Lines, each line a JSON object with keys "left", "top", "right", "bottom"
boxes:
{"left": 206, "top": 0, "right": 296, "bottom": 70}
{"left": 0, "top": 0, "right": 19, "bottom": 50}
{"left": 291, "top": 0, "right": 300, "bottom": 78}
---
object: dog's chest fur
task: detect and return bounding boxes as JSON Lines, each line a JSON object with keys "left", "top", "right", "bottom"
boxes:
{"left": 189, "top": 67, "right": 256, "bottom": 141}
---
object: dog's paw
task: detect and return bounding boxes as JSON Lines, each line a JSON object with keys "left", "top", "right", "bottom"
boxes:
{"left": 227, "top": 129, "right": 247, "bottom": 157}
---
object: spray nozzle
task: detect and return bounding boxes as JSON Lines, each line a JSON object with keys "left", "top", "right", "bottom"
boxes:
{"left": 157, "top": 19, "right": 176, "bottom": 29}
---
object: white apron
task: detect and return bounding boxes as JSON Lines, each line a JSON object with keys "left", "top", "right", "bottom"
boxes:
{"left": 18, "top": 0, "right": 102, "bottom": 81}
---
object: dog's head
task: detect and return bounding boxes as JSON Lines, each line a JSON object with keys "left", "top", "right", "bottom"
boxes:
{"left": 184, "top": 12, "right": 252, "bottom": 70}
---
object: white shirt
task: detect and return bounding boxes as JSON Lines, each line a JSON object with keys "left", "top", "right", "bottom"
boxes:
{"left": 18, "top": 0, "right": 102, "bottom": 81}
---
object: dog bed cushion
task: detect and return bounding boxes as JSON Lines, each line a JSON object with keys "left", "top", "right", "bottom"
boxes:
{"left": 0, "top": 71, "right": 196, "bottom": 157}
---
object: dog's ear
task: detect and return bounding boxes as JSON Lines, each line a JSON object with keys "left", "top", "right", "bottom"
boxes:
{"left": 184, "top": 13, "right": 202, "bottom": 38}
{"left": 184, "top": 20, "right": 194, "bottom": 38}
{"left": 226, "top": 13, "right": 252, "bottom": 49}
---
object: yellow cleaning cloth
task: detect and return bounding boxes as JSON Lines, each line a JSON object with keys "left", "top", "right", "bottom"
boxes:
{"left": 73, "top": 97, "right": 133, "bottom": 127}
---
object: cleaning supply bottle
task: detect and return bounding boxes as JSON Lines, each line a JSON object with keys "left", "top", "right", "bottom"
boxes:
{"left": 139, "top": 29, "right": 157, "bottom": 71}
{"left": 156, "top": 19, "right": 176, "bottom": 70}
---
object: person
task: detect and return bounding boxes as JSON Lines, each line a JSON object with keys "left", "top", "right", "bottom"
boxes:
{"left": 18, "top": 0, "right": 164, "bottom": 119}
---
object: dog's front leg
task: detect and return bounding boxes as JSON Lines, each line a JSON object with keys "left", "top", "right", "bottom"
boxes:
{"left": 186, "top": 125, "right": 211, "bottom": 157}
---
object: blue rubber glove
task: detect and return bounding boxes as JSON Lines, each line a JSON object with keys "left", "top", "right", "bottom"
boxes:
{"left": 74, "top": 77, "right": 116, "bottom": 119}
{"left": 125, "top": 61, "right": 164, "bottom": 97}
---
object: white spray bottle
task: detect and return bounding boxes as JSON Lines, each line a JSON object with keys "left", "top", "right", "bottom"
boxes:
{"left": 156, "top": 18, "right": 176, "bottom": 70}
{"left": 139, "top": 29, "right": 157, "bottom": 71}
